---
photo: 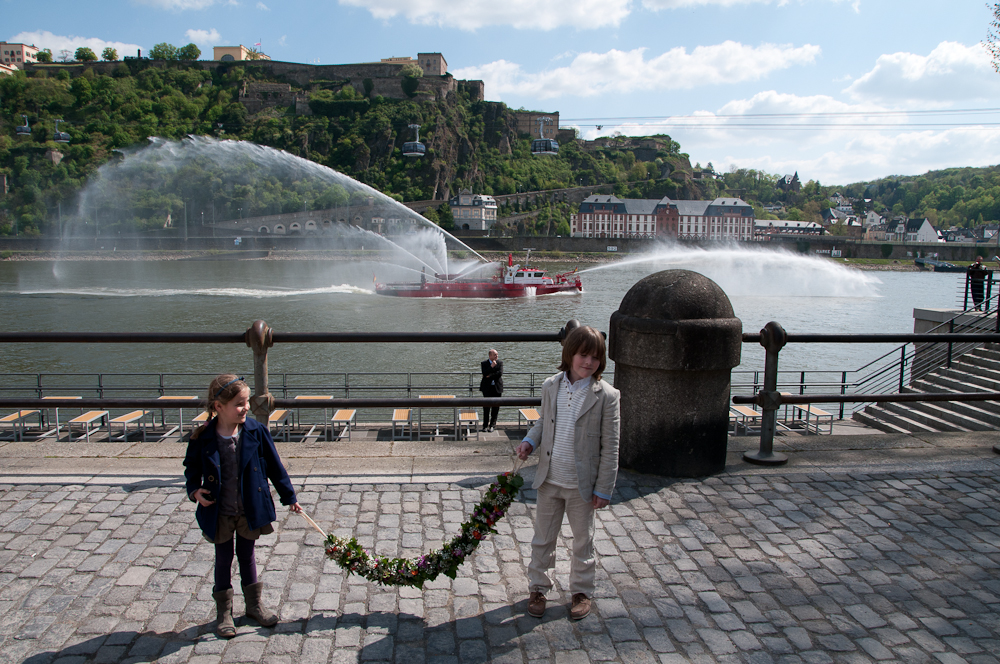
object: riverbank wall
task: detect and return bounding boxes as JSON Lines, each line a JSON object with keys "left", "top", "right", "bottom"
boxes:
{"left": 0, "top": 233, "right": 996, "bottom": 261}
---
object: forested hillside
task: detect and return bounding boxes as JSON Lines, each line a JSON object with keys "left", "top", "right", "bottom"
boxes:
{"left": 1, "top": 58, "right": 996, "bottom": 237}
{"left": 0, "top": 60, "right": 691, "bottom": 236}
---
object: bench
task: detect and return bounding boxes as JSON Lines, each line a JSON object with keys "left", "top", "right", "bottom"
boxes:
{"left": 518, "top": 408, "right": 541, "bottom": 435}
{"left": 458, "top": 410, "right": 480, "bottom": 441}
{"left": 293, "top": 395, "right": 333, "bottom": 441}
{"left": 731, "top": 405, "right": 763, "bottom": 435}
{"left": 792, "top": 404, "right": 834, "bottom": 435}
{"left": 0, "top": 409, "right": 40, "bottom": 441}
{"left": 37, "top": 397, "right": 83, "bottom": 439}
{"left": 331, "top": 409, "right": 356, "bottom": 441}
{"left": 109, "top": 410, "right": 152, "bottom": 442}
{"left": 391, "top": 408, "right": 412, "bottom": 441}
{"left": 269, "top": 409, "right": 292, "bottom": 442}
{"left": 67, "top": 411, "right": 109, "bottom": 443}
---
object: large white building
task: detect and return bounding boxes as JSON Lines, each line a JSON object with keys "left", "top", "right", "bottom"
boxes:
{"left": 569, "top": 195, "right": 755, "bottom": 241}
{"left": 448, "top": 189, "right": 497, "bottom": 231}
{"left": 0, "top": 42, "right": 39, "bottom": 69}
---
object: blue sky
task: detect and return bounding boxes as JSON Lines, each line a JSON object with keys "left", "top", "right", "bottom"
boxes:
{"left": 9, "top": 0, "right": 1000, "bottom": 185}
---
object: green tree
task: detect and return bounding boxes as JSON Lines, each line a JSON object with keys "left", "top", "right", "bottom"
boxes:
{"left": 988, "top": 3, "right": 1000, "bottom": 72}
{"left": 177, "top": 43, "right": 201, "bottom": 60}
{"left": 555, "top": 220, "right": 571, "bottom": 236}
{"left": 36, "top": 48, "right": 53, "bottom": 63}
{"left": 437, "top": 203, "right": 454, "bottom": 231}
{"left": 400, "top": 63, "right": 422, "bottom": 98}
{"left": 101, "top": 47, "right": 118, "bottom": 61}
{"left": 149, "top": 43, "right": 179, "bottom": 61}
{"left": 75, "top": 47, "right": 98, "bottom": 62}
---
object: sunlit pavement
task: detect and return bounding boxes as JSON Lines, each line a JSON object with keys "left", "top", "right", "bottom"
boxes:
{"left": 2, "top": 427, "right": 1000, "bottom": 663}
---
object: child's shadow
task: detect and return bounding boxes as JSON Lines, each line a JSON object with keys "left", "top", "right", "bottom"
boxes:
{"left": 22, "top": 603, "right": 547, "bottom": 663}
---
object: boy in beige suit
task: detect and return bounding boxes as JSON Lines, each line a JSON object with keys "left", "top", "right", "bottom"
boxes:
{"left": 515, "top": 326, "right": 620, "bottom": 620}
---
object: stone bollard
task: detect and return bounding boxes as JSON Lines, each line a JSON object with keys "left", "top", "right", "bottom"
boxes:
{"left": 609, "top": 270, "right": 742, "bottom": 477}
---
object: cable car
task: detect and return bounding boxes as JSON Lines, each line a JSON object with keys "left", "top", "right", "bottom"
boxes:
{"left": 15, "top": 115, "right": 30, "bottom": 137}
{"left": 531, "top": 138, "right": 559, "bottom": 156}
{"left": 531, "top": 117, "right": 558, "bottom": 156}
{"left": 53, "top": 119, "right": 70, "bottom": 144}
{"left": 402, "top": 124, "right": 426, "bottom": 158}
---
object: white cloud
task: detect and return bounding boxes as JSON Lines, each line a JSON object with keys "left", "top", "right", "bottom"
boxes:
{"left": 133, "top": 0, "right": 217, "bottom": 9}
{"left": 256, "top": 1, "right": 270, "bottom": 8}
{"left": 185, "top": 28, "right": 222, "bottom": 46}
{"left": 580, "top": 90, "right": 1000, "bottom": 183}
{"left": 337, "top": 0, "right": 631, "bottom": 30}
{"left": 845, "top": 41, "right": 1000, "bottom": 105}
{"left": 641, "top": 0, "right": 860, "bottom": 11}
{"left": 278, "top": 35, "right": 288, "bottom": 47}
{"left": 454, "top": 42, "right": 821, "bottom": 99}
{"left": 8, "top": 30, "right": 142, "bottom": 58}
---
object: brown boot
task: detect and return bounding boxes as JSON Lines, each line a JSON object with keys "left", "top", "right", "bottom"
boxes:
{"left": 213, "top": 588, "right": 236, "bottom": 638}
{"left": 527, "top": 591, "right": 546, "bottom": 618}
{"left": 242, "top": 581, "right": 278, "bottom": 627}
{"left": 570, "top": 593, "right": 591, "bottom": 620}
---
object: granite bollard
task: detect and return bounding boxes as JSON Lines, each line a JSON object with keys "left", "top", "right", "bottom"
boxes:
{"left": 609, "top": 269, "right": 742, "bottom": 477}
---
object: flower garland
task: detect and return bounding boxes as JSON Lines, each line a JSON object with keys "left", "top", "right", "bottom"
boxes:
{"left": 323, "top": 471, "right": 524, "bottom": 588}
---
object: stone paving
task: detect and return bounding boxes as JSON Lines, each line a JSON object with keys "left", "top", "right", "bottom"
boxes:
{"left": 2, "top": 433, "right": 1000, "bottom": 663}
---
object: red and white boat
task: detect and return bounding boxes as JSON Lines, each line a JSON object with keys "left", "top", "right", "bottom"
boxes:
{"left": 375, "top": 253, "right": 582, "bottom": 298}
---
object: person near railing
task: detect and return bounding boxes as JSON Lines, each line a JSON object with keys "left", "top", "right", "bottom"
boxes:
{"left": 515, "top": 326, "right": 621, "bottom": 621}
{"left": 479, "top": 348, "right": 504, "bottom": 432}
{"left": 967, "top": 255, "right": 990, "bottom": 311}
{"left": 183, "top": 375, "right": 302, "bottom": 638}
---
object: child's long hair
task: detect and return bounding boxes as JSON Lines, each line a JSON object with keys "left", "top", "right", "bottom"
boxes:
{"left": 204, "top": 374, "right": 249, "bottom": 417}
{"left": 557, "top": 326, "right": 607, "bottom": 381}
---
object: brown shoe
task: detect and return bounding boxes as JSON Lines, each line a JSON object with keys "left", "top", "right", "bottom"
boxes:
{"left": 570, "top": 593, "right": 591, "bottom": 620}
{"left": 527, "top": 591, "right": 546, "bottom": 618}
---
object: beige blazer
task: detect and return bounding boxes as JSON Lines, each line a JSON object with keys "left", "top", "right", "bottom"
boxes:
{"left": 525, "top": 372, "right": 620, "bottom": 503}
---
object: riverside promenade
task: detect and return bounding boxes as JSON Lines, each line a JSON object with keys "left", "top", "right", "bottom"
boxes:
{"left": 2, "top": 426, "right": 1000, "bottom": 664}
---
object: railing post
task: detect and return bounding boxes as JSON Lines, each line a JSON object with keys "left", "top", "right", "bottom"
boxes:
{"left": 744, "top": 321, "right": 788, "bottom": 466}
{"left": 947, "top": 320, "right": 954, "bottom": 368}
{"left": 899, "top": 346, "right": 906, "bottom": 392}
{"left": 840, "top": 371, "right": 847, "bottom": 419}
{"left": 245, "top": 320, "right": 274, "bottom": 424}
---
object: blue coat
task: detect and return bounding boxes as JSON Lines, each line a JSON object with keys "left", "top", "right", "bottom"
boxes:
{"left": 183, "top": 415, "right": 297, "bottom": 541}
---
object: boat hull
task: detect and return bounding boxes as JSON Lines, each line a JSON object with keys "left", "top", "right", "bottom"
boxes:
{"left": 375, "top": 281, "right": 582, "bottom": 298}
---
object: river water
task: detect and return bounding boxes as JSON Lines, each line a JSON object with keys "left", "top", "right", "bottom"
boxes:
{"left": 0, "top": 248, "right": 967, "bottom": 393}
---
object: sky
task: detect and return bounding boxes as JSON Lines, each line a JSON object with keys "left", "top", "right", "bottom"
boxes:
{"left": 8, "top": 0, "right": 1000, "bottom": 186}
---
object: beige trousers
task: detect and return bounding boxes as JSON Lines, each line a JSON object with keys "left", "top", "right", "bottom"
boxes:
{"left": 527, "top": 481, "right": 596, "bottom": 597}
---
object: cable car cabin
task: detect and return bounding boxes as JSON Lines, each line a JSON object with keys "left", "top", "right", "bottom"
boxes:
{"left": 531, "top": 138, "right": 559, "bottom": 156}
{"left": 402, "top": 141, "right": 426, "bottom": 158}
{"left": 53, "top": 120, "right": 70, "bottom": 144}
{"left": 15, "top": 115, "right": 30, "bottom": 137}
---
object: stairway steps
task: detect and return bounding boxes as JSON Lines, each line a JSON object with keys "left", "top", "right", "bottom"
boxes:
{"left": 961, "top": 354, "right": 1000, "bottom": 373}
{"left": 937, "top": 367, "right": 1000, "bottom": 391}
{"left": 876, "top": 402, "right": 973, "bottom": 432}
{"left": 908, "top": 380, "right": 1000, "bottom": 416}
{"left": 949, "top": 361, "right": 1000, "bottom": 384}
{"left": 903, "top": 386, "right": 1000, "bottom": 426}
{"left": 918, "top": 372, "right": 997, "bottom": 395}
{"left": 859, "top": 405, "right": 939, "bottom": 433}
{"left": 851, "top": 409, "right": 911, "bottom": 434}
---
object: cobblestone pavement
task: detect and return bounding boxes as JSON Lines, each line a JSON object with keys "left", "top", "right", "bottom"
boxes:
{"left": 2, "top": 445, "right": 1000, "bottom": 663}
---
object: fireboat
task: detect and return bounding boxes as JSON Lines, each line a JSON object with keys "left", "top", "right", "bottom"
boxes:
{"left": 375, "top": 252, "right": 583, "bottom": 298}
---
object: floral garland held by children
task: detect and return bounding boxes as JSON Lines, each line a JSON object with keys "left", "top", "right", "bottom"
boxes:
{"left": 308, "top": 470, "right": 523, "bottom": 588}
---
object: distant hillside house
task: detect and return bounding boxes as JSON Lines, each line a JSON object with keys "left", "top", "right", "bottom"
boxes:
{"left": 213, "top": 45, "right": 270, "bottom": 62}
{"left": 569, "top": 195, "right": 754, "bottom": 241}
{"left": 755, "top": 220, "right": 825, "bottom": 237}
{"left": 449, "top": 189, "right": 497, "bottom": 230}
{"left": 777, "top": 172, "right": 801, "bottom": 192}
{"left": 0, "top": 42, "right": 39, "bottom": 69}
{"left": 904, "top": 218, "right": 938, "bottom": 243}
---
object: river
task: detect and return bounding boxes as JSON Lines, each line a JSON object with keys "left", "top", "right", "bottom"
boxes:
{"left": 0, "top": 249, "right": 966, "bottom": 391}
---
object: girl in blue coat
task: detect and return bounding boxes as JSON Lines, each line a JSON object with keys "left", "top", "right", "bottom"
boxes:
{"left": 183, "top": 374, "right": 301, "bottom": 638}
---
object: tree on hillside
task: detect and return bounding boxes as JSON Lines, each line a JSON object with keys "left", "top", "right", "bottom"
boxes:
{"left": 177, "top": 43, "right": 201, "bottom": 60}
{"left": 36, "top": 48, "right": 53, "bottom": 63}
{"left": 75, "top": 47, "right": 98, "bottom": 62}
{"left": 102, "top": 47, "right": 118, "bottom": 61}
{"left": 400, "top": 63, "right": 422, "bottom": 98}
{"left": 987, "top": 3, "right": 1000, "bottom": 72}
{"left": 149, "top": 43, "right": 179, "bottom": 61}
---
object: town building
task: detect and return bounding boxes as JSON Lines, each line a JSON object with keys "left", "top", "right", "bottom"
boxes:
{"left": 381, "top": 53, "right": 447, "bottom": 76}
{"left": 777, "top": 172, "right": 801, "bottom": 192}
{"left": 0, "top": 42, "right": 39, "bottom": 69}
{"left": 213, "top": 45, "right": 270, "bottom": 62}
{"left": 755, "top": 219, "right": 825, "bottom": 238}
{"left": 886, "top": 218, "right": 939, "bottom": 243}
{"left": 0, "top": 62, "right": 16, "bottom": 76}
{"left": 448, "top": 189, "right": 497, "bottom": 231}
{"left": 569, "top": 195, "right": 755, "bottom": 241}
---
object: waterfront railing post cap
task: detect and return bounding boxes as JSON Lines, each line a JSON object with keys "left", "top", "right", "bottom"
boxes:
{"left": 245, "top": 320, "right": 275, "bottom": 424}
{"left": 609, "top": 269, "right": 742, "bottom": 477}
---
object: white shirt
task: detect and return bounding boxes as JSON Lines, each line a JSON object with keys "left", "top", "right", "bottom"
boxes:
{"left": 546, "top": 373, "right": 591, "bottom": 489}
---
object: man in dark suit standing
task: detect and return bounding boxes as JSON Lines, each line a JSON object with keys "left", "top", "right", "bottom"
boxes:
{"left": 480, "top": 349, "right": 503, "bottom": 432}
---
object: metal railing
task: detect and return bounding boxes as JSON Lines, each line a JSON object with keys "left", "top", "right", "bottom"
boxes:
{"left": 0, "top": 321, "right": 585, "bottom": 430}
{"left": 734, "top": 320, "right": 1000, "bottom": 466}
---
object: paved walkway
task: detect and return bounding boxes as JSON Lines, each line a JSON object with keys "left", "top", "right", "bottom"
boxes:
{"left": 2, "top": 428, "right": 1000, "bottom": 664}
